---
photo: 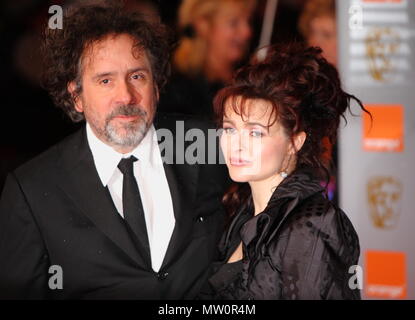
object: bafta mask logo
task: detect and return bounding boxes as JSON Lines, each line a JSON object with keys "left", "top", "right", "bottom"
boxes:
{"left": 365, "top": 27, "right": 400, "bottom": 82}
{"left": 367, "top": 176, "right": 402, "bottom": 229}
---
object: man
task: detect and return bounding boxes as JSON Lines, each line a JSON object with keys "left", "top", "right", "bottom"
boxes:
{"left": 0, "top": 4, "right": 228, "bottom": 299}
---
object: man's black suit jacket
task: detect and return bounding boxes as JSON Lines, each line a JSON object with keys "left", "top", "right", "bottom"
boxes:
{"left": 0, "top": 113, "right": 229, "bottom": 299}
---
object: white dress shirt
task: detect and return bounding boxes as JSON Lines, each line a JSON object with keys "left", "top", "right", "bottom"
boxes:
{"left": 86, "top": 123, "right": 175, "bottom": 272}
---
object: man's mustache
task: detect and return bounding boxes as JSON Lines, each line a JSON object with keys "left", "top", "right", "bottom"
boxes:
{"left": 107, "top": 104, "right": 147, "bottom": 121}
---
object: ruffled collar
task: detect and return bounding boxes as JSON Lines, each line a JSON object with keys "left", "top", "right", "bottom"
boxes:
{"left": 222, "top": 168, "right": 325, "bottom": 255}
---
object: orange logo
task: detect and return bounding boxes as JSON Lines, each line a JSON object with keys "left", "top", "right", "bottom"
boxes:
{"left": 365, "top": 250, "right": 406, "bottom": 299}
{"left": 363, "top": 104, "right": 404, "bottom": 152}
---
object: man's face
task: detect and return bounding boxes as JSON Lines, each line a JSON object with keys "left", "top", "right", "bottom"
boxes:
{"left": 72, "top": 33, "right": 158, "bottom": 153}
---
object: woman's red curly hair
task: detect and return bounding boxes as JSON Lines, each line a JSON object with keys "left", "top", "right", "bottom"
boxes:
{"left": 214, "top": 43, "right": 370, "bottom": 216}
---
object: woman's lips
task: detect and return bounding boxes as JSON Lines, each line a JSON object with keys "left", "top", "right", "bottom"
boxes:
{"left": 229, "top": 157, "right": 252, "bottom": 166}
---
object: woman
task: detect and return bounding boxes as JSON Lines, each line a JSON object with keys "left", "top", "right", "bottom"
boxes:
{"left": 201, "top": 44, "right": 368, "bottom": 300}
{"left": 298, "top": 0, "right": 337, "bottom": 66}
{"left": 158, "top": 0, "right": 256, "bottom": 119}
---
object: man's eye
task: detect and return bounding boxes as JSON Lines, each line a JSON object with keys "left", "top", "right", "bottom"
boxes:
{"left": 132, "top": 74, "right": 144, "bottom": 80}
{"left": 101, "top": 79, "right": 110, "bottom": 84}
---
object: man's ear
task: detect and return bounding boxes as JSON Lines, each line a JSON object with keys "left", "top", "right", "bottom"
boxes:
{"left": 67, "top": 81, "right": 83, "bottom": 113}
{"left": 289, "top": 131, "right": 307, "bottom": 155}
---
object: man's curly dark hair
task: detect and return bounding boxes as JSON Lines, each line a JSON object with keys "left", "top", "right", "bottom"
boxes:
{"left": 41, "top": 3, "right": 172, "bottom": 122}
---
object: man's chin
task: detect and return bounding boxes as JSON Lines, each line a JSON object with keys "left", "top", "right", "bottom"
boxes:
{"left": 107, "top": 126, "right": 147, "bottom": 146}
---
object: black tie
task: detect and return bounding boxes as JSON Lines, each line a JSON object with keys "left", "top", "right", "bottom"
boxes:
{"left": 117, "top": 156, "right": 149, "bottom": 248}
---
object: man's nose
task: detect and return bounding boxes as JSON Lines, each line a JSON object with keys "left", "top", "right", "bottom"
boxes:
{"left": 116, "top": 80, "right": 139, "bottom": 105}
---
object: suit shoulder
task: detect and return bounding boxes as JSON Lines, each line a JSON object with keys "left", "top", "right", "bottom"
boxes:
{"left": 268, "top": 193, "right": 348, "bottom": 242}
{"left": 298, "top": 194, "right": 358, "bottom": 240}
{"left": 278, "top": 194, "right": 359, "bottom": 258}
{"left": 266, "top": 193, "right": 360, "bottom": 268}
{"left": 282, "top": 194, "right": 353, "bottom": 232}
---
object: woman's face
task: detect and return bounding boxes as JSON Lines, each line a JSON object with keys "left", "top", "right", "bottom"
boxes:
{"left": 307, "top": 15, "right": 337, "bottom": 66}
{"left": 206, "top": 2, "right": 253, "bottom": 65}
{"left": 220, "top": 98, "right": 293, "bottom": 183}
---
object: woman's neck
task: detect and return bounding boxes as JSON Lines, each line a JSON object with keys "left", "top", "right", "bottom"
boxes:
{"left": 249, "top": 174, "right": 285, "bottom": 216}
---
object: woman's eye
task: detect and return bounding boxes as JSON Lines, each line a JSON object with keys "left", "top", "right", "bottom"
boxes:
{"left": 250, "top": 130, "right": 263, "bottom": 137}
{"left": 223, "top": 127, "right": 236, "bottom": 134}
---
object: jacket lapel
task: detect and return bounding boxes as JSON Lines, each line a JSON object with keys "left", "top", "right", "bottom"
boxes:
{"left": 154, "top": 115, "right": 199, "bottom": 270}
{"left": 161, "top": 163, "right": 198, "bottom": 269}
{"left": 55, "top": 127, "right": 149, "bottom": 269}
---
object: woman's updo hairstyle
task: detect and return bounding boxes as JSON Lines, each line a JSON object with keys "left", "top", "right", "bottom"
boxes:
{"left": 215, "top": 42, "right": 370, "bottom": 180}
{"left": 214, "top": 43, "right": 371, "bottom": 216}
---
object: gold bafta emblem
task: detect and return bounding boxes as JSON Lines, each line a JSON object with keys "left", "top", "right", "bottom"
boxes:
{"left": 367, "top": 176, "right": 402, "bottom": 229}
{"left": 365, "top": 27, "right": 400, "bottom": 82}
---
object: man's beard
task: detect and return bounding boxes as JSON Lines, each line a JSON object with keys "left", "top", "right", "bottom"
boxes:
{"left": 90, "top": 104, "right": 152, "bottom": 149}
{"left": 105, "top": 104, "right": 151, "bottom": 148}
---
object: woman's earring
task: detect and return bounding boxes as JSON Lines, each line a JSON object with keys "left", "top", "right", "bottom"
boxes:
{"left": 280, "top": 154, "right": 292, "bottom": 179}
